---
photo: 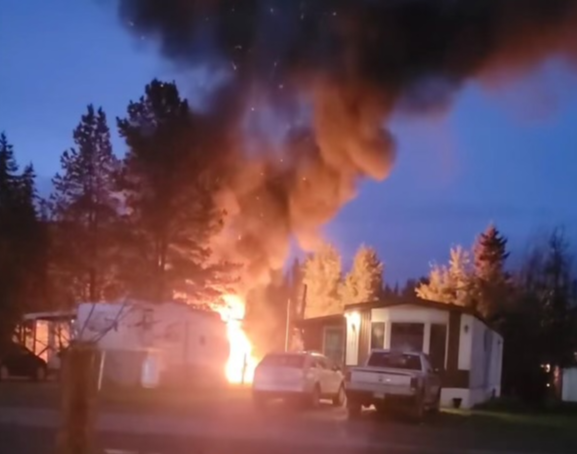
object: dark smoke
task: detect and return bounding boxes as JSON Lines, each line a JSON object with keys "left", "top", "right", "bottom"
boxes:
{"left": 117, "top": 0, "right": 577, "bottom": 286}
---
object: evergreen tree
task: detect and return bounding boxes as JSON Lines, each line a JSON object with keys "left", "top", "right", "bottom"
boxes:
{"left": 0, "top": 134, "right": 46, "bottom": 345}
{"left": 538, "top": 229, "right": 575, "bottom": 367}
{"left": 382, "top": 283, "right": 399, "bottom": 298}
{"left": 400, "top": 277, "right": 427, "bottom": 298}
{"left": 501, "top": 228, "right": 576, "bottom": 401}
{"left": 50, "top": 105, "right": 121, "bottom": 302}
{"left": 342, "top": 245, "right": 383, "bottom": 304}
{"left": 117, "top": 79, "right": 228, "bottom": 302}
{"left": 302, "top": 243, "right": 343, "bottom": 318}
{"left": 472, "top": 223, "right": 511, "bottom": 318}
{"left": 0, "top": 133, "right": 18, "bottom": 205}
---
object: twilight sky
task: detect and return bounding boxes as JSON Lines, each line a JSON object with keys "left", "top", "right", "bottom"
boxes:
{"left": 1, "top": 0, "right": 577, "bottom": 284}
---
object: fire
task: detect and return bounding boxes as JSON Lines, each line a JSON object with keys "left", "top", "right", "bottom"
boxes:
{"left": 217, "top": 294, "right": 257, "bottom": 384}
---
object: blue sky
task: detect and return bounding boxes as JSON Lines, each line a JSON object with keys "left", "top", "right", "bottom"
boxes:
{"left": 2, "top": 0, "right": 577, "bottom": 284}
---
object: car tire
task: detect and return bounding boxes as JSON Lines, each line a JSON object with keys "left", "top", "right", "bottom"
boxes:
{"left": 347, "top": 400, "right": 362, "bottom": 419}
{"left": 332, "top": 383, "right": 346, "bottom": 407}
{"left": 33, "top": 365, "right": 47, "bottom": 382}
{"left": 0, "top": 364, "right": 9, "bottom": 381}
{"left": 309, "top": 384, "right": 321, "bottom": 409}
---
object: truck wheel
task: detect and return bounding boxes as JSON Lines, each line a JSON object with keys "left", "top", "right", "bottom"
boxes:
{"left": 332, "top": 384, "right": 346, "bottom": 407}
{"left": 347, "top": 400, "right": 362, "bottom": 419}
{"left": 375, "top": 402, "right": 389, "bottom": 418}
{"left": 411, "top": 396, "right": 425, "bottom": 423}
{"left": 429, "top": 390, "right": 441, "bottom": 415}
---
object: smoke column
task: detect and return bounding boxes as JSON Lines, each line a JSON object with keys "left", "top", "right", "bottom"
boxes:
{"left": 117, "top": 0, "right": 577, "bottom": 285}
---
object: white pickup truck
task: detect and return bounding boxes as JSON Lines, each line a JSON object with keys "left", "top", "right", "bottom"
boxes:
{"left": 345, "top": 349, "right": 442, "bottom": 421}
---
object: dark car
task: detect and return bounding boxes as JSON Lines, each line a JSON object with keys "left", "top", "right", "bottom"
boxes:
{"left": 0, "top": 342, "right": 48, "bottom": 381}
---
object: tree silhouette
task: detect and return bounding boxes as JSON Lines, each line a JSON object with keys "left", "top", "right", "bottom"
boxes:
{"left": 0, "top": 134, "right": 46, "bottom": 345}
{"left": 472, "top": 223, "right": 511, "bottom": 318}
{"left": 50, "top": 105, "right": 121, "bottom": 302}
{"left": 117, "top": 79, "right": 228, "bottom": 302}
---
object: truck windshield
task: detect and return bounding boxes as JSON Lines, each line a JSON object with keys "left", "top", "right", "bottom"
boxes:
{"left": 367, "top": 352, "right": 421, "bottom": 370}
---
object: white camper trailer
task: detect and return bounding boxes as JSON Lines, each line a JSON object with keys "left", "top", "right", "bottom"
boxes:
{"left": 75, "top": 300, "right": 230, "bottom": 388}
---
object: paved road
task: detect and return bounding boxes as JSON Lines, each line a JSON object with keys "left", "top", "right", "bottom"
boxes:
{"left": 1, "top": 383, "right": 577, "bottom": 454}
{"left": 1, "top": 405, "right": 577, "bottom": 454}
{"left": 2, "top": 423, "right": 577, "bottom": 454}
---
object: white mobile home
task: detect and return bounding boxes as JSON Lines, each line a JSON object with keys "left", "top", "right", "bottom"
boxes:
{"left": 299, "top": 298, "right": 503, "bottom": 409}
{"left": 75, "top": 300, "right": 230, "bottom": 388}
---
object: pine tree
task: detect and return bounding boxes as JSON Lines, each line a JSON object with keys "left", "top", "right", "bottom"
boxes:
{"left": 472, "top": 224, "right": 511, "bottom": 318}
{"left": 50, "top": 105, "right": 121, "bottom": 302}
{"left": 539, "top": 229, "right": 575, "bottom": 367}
{"left": 400, "top": 277, "right": 427, "bottom": 298}
{"left": 302, "top": 243, "right": 343, "bottom": 318}
{"left": 0, "top": 134, "right": 46, "bottom": 345}
{"left": 382, "top": 283, "right": 399, "bottom": 298}
{"left": 342, "top": 245, "right": 383, "bottom": 304}
{"left": 117, "top": 79, "right": 228, "bottom": 302}
{"left": 0, "top": 133, "right": 20, "bottom": 343}
{"left": 0, "top": 133, "right": 18, "bottom": 205}
{"left": 502, "top": 228, "right": 577, "bottom": 401}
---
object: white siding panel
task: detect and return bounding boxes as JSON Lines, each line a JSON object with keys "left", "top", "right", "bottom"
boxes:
{"left": 562, "top": 368, "right": 577, "bottom": 402}
{"left": 458, "top": 314, "right": 473, "bottom": 370}
{"left": 345, "top": 319, "right": 359, "bottom": 366}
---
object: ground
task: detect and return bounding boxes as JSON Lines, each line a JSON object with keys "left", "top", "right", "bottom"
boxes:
{"left": 1, "top": 382, "right": 577, "bottom": 454}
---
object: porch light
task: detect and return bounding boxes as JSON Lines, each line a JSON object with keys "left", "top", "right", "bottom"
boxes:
{"left": 345, "top": 311, "right": 361, "bottom": 332}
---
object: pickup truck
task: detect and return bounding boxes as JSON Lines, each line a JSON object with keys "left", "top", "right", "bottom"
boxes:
{"left": 345, "top": 349, "right": 441, "bottom": 421}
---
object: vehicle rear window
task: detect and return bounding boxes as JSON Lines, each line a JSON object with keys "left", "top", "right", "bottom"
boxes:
{"left": 260, "top": 354, "right": 305, "bottom": 368}
{"left": 367, "top": 352, "right": 421, "bottom": 370}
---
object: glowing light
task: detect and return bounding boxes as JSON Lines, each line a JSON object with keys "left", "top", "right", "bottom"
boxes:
{"left": 217, "top": 294, "right": 257, "bottom": 384}
{"left": 345, "top": 311, "right": 361, "bottom": 331}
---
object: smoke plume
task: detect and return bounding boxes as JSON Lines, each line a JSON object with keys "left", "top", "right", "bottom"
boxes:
{"left": 118, "top": 0, "right": 577, "bottom": 286}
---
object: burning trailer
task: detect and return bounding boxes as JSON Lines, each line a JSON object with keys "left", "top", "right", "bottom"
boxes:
{"left": 74, "top": 300, "right": 231, "bottom": 389}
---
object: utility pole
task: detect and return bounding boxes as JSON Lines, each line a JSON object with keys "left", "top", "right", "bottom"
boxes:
{"left": 284, "top": 298, "right": 291, "bottom": 352}
{"left": 57, "top": 341, "right": 98, "bottom": 454}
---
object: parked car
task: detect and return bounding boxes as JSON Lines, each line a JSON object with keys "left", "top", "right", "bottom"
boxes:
{"left": 345, "top": 349, "right": 441, "bottom": 421}
{"left": 252, "top": 351, "right": 346, "bottom": 409}
{"left": 0, "top": 342, "right": 48, "bottom": 381}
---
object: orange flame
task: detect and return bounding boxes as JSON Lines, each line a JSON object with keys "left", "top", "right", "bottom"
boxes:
{"left": 217, "top": 294, "right": 257, "bottom": 384}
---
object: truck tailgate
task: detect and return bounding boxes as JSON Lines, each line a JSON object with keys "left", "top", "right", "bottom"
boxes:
{"left": 351, "top": 368, "right": 413, "bottom": 386}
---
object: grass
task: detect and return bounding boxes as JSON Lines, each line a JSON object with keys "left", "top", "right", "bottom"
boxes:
{"left": 441, "top": 397, "right": 577, "bottom": 431}
{"left": 0, "top": 379, "right": 253, "bottom": 412}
